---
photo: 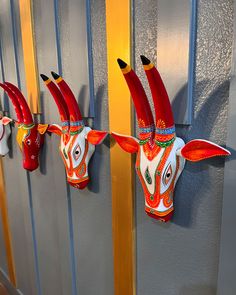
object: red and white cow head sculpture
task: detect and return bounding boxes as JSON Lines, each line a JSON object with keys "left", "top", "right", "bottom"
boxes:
{"left": 40, "top": 72, "right": 108, "bottom": 189}
{"left": 0, "top": 112, "right": 12, "bottom": 156}
{"left": 0, "top": 82, "right": 48, "bottom": 171}
{"left": 112, "top": 56, "right": 230, "bottom": 222}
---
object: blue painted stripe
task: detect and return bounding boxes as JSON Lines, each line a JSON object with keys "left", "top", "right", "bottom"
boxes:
{"left": 26, "top": 173, "right": 42, "bottom": 295}
{"left": 86, "top": 0, "right": 95, "bottom": 118}
{"left": 156, "top": 126, "right": 175, "bottom": 135}
{"left": 139, "top": 125, "right": 155, "bottom": 134}
{"left": 65, "top": 181, "right": 78, "bottom": 295}
{"left": 53, "top": 0, "right": 63, "bottom": 76}
{"left": 187, "top": 0, "right": 198, "bottom": 125}
{"left": 70, "top": 120, "right": 84, "bottom": 127}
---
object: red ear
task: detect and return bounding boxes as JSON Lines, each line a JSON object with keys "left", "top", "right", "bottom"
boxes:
{"left": 179, "top": 139, "right": 230, "bottom": 162}
{"left": 47, "top": 124, "right": 62, "bottom": 136}
{"left": 111, "top": 132, "right": 139, "bottom": 153}
{"left": 37, "top": 124, "right": 49, "bottom": 134}
{"left": 86, "top": 130, "right": 108, "bottom": 145}
{"left": 1, "top": 116, "right": 12, "bottom": 125}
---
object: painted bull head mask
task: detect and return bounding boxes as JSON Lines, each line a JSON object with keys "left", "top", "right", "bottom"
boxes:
{"left": 0, "top": 83, "right": 48, "bottom": 171}
{"left": 112, "top": 56, "right": 230, "bottom": 222}
{"left": 0, "top": 112, "right": 12, "bottom": 156}
{"left": 40, "top": 72, "right": 108, "bottom": 189}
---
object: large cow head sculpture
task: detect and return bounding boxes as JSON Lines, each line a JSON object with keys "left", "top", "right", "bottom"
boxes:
{"left": 0, "top": 112, "right": 12, "bottom": 156}
{"left": 40, "top": 72, "right": 108, "bottom": 189}
{"left": 0, "top": 83, "right": 48, "bottom": 171}
{"left": 112, "top": 56, "right": 230, "bottom": 222}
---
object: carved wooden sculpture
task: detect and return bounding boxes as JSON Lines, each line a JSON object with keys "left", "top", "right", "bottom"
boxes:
{"left": 0, "top": 83, "right": 48, "bottom": 171}
{"left": 41, "top": 73, "right": 108, "bottom": 189}
{"left": 112, "top": 56, "right": 230, "bottom": 222}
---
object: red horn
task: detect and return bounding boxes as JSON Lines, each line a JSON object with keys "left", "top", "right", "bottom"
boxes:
{"left": 51, "top": 72, "right": 83, "bottom": 127}
{"left": 0, "top": 83, "right": 24, "bottom": 123}
{"left": 40, "top": 74, "right": 69, "bottom": 126}
{"left": 140, "top": 56, "right": 175, "bottom": 146}
{"left": 4, "top": 82, "right": 33, "bottom": 124}
{"left": 117, "top": 58, "right": 154, "bottom": 134}
{"left": 140, "top": 55, "right": 174, "bottom": 129}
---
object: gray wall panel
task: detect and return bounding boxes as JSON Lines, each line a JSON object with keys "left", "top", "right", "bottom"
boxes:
{"left": 58, "top": 0, "right": 93, "bottom": 118}
{"left": 32, "top": 0, "right": 73, "bottom": 294}
{"left": 0, "top": 220, "right": 8, "bottom": 277}
{"left": 134, "top": 0, "right": 233, "bottom": 294}
{"left": 156, "top": 0, "right": 193, "bottom": 124}
{"left": 0, "top": 1, "right": 38, "bottom": 294}
{"left": 70, "top": 0, "right": 114, "bottom": 294}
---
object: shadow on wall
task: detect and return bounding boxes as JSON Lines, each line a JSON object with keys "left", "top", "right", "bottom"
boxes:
{"left": 171, "top": 79, "right": 231, "bottom": 227}
{"left": 87, "top": 84, "right": 110, "bottom": 194}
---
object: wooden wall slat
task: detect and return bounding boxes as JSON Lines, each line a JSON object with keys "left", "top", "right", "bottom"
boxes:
{"left": 105, "top": 1, "right": 136, "bottom": 294}
{"left": 18, "top": 0, "right": 40, "bottom": 113}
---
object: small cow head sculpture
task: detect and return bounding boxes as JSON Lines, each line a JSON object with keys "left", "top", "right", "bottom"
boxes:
{"left": 40, "top": 72, "right": 108, "bottom": 189}
{"left": 0, "top": 112, "right": 12, "bottom": 156}
{"left": 0, "top": 83, "right": 48, "bottom": 171}
{"left": 112, "top": 56, "right": 230, "bottom": 222}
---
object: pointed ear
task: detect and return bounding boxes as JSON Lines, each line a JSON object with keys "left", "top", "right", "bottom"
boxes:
{"left": 0, "top": 116, "right": 12, "bottom": 125}
{"left": 111, "top": 132, "right": 139, "bottom": 153}
{"left": 86, "top": 130, "right": 108, "bottom": 145}
{"left": 38, "top": 124, "right": 49, "bottom": 135}
{"left": 47, "top": 124, "right": 62, "bottom": 136}
{"left": 177, "top": 139, "right": 231, "bottom": 162}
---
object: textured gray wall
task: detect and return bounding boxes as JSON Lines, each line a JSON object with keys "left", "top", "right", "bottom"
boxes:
{"left": 134, "top": 0, "right": 233, "bottom": 295}
{"left": 217, "top": 0, "right": 236, "bottom": 294}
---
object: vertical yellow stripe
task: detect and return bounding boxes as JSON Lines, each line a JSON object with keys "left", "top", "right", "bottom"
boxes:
{"left": 0, "top": 159, "right": 16, "bottom": 287}
{"left": 19, "top": 0, "right": 40, "bottom": 113}
{"left": 106, "top": 1, "right": 135, "bottom": 295}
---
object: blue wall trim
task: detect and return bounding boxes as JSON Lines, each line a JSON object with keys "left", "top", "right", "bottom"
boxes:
{"left": 9, "top": 0, "right": 21, "bottom": 91}
{"left": 187, "top": 0, "right": 198, "bottom": 125}
{"left": 86, "top": 0, "right": 95, "bottom": 118}
{"left": 53, "top": 0, "right": 63, "bottom": 76}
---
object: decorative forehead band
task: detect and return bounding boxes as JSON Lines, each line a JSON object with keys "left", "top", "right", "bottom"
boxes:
{"left": 21, "top": 123, "right": 35, "bottom": 130}
{"left": 69, "top": 120, "right": 84, "bottom": 135}
{"left": 138, "top": 124, "right": 175, "bottom": 148}
{"left": 155, "top": 125, "right": 176, "bottom": 148}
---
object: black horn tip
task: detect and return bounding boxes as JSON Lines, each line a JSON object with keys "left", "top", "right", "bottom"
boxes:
{"left": 140, "top": 55, "right": 151, "bottom": 65}
{"left": 40, "top": 74, "right": 49, "bottom": 81}
{"left": 51, "top": 71, "right": 60, "bottom": 80}
{"left": 117, "top": 58, "right": 127, "bottom": 69}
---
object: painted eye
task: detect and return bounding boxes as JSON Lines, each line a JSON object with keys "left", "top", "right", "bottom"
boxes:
{"left": 73, "top": 145, "right": 81, "bottom": 160}
{"left": 163, "top": 165, "right": 172, "bottom": 185}
{"left": 26, "top": 139, "right": 31, "bottom": 146}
